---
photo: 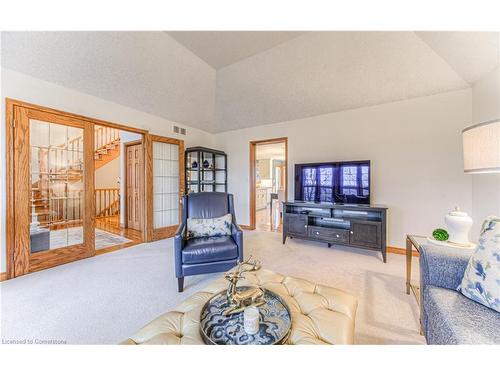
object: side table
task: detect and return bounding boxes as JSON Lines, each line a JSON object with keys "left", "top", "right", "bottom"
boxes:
{"left": 405, "top": 234, "right": 426, "bottom": 304}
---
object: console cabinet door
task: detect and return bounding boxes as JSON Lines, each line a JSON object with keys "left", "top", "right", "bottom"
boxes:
{"left": 350, "top": 221, "right": 382, "bottom": 249}
{"left": 286, "top": 214, "right": 307, "bottom": 236}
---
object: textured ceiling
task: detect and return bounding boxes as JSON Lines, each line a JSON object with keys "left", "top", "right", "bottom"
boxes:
{"left": 215, "top": 32, "right": 474, "bottom": 132}
{"left": 2, "top": 31, "right": 499, "bottom": 134}
{"left": 1, "top": 31, "right": 216, "bottom": 132}
{"left": 416, "top": 31, "right": 499, "bottom": 84}
{"left": 167, "top": 31, "right": 304, "bottom": 69}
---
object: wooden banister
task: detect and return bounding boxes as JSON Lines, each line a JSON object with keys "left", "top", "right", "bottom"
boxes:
{"left": 95, "top": 188, "right": 120, "bottom": 217}
{"left": 94, "top": 126, "right": 120, "bottom": 151}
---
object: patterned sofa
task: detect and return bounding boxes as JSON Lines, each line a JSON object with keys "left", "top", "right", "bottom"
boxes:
{"left": 123, "top": 268, "right": 358, "bottom": 344}
{"left": 419, "top": 246, "right": 500, "bottom": 344}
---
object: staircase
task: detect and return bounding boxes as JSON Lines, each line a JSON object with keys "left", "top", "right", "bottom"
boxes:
{"left": 30, "top": 126, "right": 122, "bottom": 230}
{"left": 94, "top": 126, "right": 121, "bottom": 218}
{"left": 31, "top": 139, "right": 85, "bottom": 229}
{"left": 94, "top": 126, "right": 121, "bottom": 169}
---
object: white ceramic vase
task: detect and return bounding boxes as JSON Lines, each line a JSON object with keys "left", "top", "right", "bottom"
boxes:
{"left": 444, "top": 207, "right": 473, "bottom": 245}
{"left": 243, "top": 306, "right": 260, "bottom": 335}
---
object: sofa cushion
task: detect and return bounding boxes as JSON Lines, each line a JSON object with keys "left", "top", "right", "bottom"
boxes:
{"left": 424, "top": 285, "right": 500, "bottom": 344}
{"left": 187, "top": 213, "right": 232, "bottom": 239}
{"left": 124, "top": 268, "right": 358, "bottom": 345}
{"left": 460, "top": 216, "right": 500, "bottom": 313}
{"left": 182, "top": 235, "right": 237, "bottom": 264}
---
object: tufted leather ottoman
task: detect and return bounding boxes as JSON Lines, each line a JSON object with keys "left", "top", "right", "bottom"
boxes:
{"left": 122, "top": 268, "right": 358, "bottom": 345}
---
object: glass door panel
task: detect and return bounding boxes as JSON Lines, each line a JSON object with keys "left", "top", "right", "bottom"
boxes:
{"left": 147, "top": 135, "right": 183, "bottom": 241}
{"left": 11, "top": 104, "right": 93, "bottom": 277}
{"left": 29, "top": 119, "right": 85, "bottom": 253}
{"left": 153, "top": 141, "right": 180, "bottom": 229}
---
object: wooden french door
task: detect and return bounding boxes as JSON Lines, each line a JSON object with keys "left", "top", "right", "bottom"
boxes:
{"left": 8, "top": 103, "right": 94, "bottom": 277}
{"left": 125, "top": 141, "right": 143, "bottom": 230}
{"left": 146, "top": 135, "right": 184, "bottom": 241}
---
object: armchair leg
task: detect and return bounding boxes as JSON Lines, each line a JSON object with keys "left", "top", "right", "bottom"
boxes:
{"left": 177, "top": 277, "right": 184, "bottom": 293}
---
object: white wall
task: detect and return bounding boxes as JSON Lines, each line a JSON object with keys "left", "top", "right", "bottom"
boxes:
{"left": 216, "top": 89, "right": 473, "bottom": 248}
{"left": 470, "top": 67, "right": 500, "bottom": 238}
{"left": 0, "top": 69, "right": 216, "bottom": 272}
{"left": 95, "top": 157, "right": 120, "bottom": 189}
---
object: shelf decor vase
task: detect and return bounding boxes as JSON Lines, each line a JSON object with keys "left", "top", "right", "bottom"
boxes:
{"left": 444, "top": 207, "right": 473, "bottom": 245}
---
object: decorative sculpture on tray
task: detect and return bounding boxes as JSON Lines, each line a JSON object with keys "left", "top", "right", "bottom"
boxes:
{"left": 223, "top": 256, "right": 265, "bottom": 316}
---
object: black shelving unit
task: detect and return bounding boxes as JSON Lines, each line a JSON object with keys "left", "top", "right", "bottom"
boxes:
{"left": 185, "top": 146, "right": 227, "bottom": 194}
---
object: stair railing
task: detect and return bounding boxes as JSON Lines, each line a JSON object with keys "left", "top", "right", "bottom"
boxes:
{"left": 95, "top": 126, "right": 120, "bottom": 151}
{"left": 95, "top": 188, "right": 120, "bottom": 217}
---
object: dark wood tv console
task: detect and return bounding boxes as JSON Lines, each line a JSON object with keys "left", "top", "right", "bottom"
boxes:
{"left": 283, "top": 201, "right": 388, "bottom": 262}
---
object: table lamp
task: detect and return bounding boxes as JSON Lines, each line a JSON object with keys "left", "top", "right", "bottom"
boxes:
{"left": 462, "top": 119, "right": 500, "bottom": 173}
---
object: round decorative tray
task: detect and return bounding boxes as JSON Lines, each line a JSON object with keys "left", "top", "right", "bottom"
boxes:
{"left": 200, "top": 287, "right": 292, "bottom": 345}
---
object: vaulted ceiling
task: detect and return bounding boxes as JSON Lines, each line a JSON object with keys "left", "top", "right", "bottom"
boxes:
{"left": 167, "top": 31, "right": 304, "bottom": 69}
{"left": 2, "top": 31, "right": 499, "bottom": 133}
{"left": 1, "top": 32, "right": 216, "bottom": 132}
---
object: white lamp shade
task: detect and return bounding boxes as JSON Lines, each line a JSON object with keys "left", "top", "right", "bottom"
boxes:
{"left": 462, "top": 119, "right": 500, "bottom": 173}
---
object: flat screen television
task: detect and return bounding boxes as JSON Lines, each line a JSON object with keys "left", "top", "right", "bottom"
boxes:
{"left": 294, "top": 160, "right": 371, "bottom": 204}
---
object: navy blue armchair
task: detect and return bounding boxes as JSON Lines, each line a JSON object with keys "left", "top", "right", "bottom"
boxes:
{"left": 174, "top": 192, "right": 243, "bottom": 292}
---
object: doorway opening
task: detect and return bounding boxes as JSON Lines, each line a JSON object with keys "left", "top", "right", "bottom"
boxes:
{"left": 250, "top": 138, "right": 287, "bottom": 232}
{"left": 94, "top": 125, "right": 143, "bottom": 252}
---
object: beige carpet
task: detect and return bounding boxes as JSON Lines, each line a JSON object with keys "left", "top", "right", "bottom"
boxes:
{"left": 1, "top": 229, "right": 424, "bottom": 344}
{"left": 246, "top": 230, "right": 424, "bottom": 344}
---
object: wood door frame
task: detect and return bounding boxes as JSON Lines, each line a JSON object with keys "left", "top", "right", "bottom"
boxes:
{"left": 5, "top": 98, "right": 152, "bottom": 279}
{"left": 145, "top": 134, "right": 185, "bottom": 241}
{"left": 123, "top": 140, "right": 143, "bottom": 231}
{"left": 6, "top": 99, "right": 149, "bottom": 135}
{"left": 6, "top": 100, "right": 96, "bottom": 278}
{"left": 249, "top": 137, "right": 288, "bottom": 230}
{"left": 6, "top": 99, "right": 16, "bottom": 278}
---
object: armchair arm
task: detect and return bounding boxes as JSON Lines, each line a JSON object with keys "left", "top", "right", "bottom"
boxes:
{"left": 419, "top": 245, "right": 472, "bottom": 291}
{"left": 174, "top": 220, "right": 186, "bottom": 245}
{"left": 227, "top": 193, "right": 243, "bottom": 261}
{"left": 231, "top": 223, "right": 244, "bottom": 262}
{"left": 174, "top": 195, "right": 188, "bottom": 278}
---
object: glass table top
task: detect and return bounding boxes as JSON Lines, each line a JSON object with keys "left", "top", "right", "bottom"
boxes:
{"left": 200, "top": 287, "right": 292, "bottom": 345}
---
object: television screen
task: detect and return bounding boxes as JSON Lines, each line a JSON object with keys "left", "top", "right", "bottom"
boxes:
{"left": 294, "top": 160, "right": 370, "bottom": 204}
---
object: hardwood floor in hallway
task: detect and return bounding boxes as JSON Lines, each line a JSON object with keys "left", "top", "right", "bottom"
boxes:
{"left": 95, "top": 215, "right": 143, "bottom": 254}
{"left": 256, "top": 205, "right": 283, "bottom": 232}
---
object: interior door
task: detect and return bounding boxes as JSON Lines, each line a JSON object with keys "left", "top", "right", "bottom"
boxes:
{"left": 11, "top": 105, "right": 94, "bottom": 277}
{"left": 146, "top": 135, "right": 184, "bottom": 241}
{"left": 126, "top": 142, "right": 143, "bottom": 230}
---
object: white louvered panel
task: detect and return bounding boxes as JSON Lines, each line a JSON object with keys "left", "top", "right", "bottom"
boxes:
{"left": 153, "top": 142, "right": 180, "bottom": 229}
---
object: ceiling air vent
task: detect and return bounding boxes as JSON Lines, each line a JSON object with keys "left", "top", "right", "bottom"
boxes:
{"left": 173, "top": 125, "right": 187, "bottom": 135}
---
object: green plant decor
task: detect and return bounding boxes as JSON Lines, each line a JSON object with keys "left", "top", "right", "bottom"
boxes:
{"left": 432, "top": 228, "right": 449, "bottom": 241}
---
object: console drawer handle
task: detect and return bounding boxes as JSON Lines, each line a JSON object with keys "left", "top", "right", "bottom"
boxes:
{"left": 336, "top": 234, "right": 339, "bottom": 238}
{"left": 316, "top": 232, "right": 319, "bottom": 235}
{"left": 350, "top": 231, "right": 354, "bottom": 234}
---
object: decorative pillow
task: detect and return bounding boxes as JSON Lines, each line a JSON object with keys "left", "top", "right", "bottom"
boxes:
{"left": 187, "top": 213, "right": 232, "bottom": 239}
{"left": 459, "top": 216, "right": 500, "bottom": 312}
